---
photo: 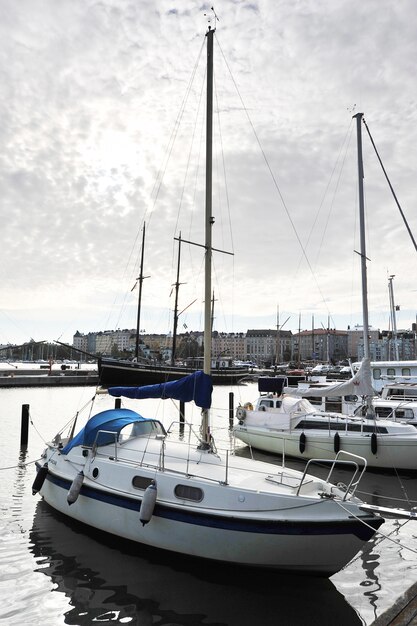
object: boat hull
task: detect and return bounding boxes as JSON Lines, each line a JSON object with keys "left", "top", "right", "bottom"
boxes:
{"left": 36, "top": 459, "right": 381, "bottom": 577}
{"left": 234, "top": 425, "right": 417, "bottom": 470}
{"left": 98, "top": 358, "right": 246, "bottom": 387}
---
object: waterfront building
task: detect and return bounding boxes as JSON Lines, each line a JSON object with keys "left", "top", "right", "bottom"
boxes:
{"left": 245, "top": 329, "right": 292, "bottom": 366}
{"left": 293, "top": 329, "right": 348, "bottom": 363}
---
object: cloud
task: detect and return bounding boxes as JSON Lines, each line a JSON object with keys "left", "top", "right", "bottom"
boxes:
{"left": 0, "top": 0, "right": 416, "bottom": 345}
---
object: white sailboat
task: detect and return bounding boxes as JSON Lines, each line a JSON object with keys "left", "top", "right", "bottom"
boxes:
{"left": 234, "top": 114, "right": 417, "bottom": 470}
{"left": 33, "top": 30, "right": 409, "bottom": 576}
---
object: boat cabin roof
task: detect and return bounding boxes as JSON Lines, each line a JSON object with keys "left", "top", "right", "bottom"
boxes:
{"left": 61, "top": 408, "right": 162, "bottom": 454}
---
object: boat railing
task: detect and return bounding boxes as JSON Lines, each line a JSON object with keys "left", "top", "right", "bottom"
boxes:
{"left": 91, "top": 430, "right": 119, "bottom": 461}
{"left": 296, "top": 450, "right": 368, "bottom": 500}
{"left": 90, "top": 424, "right": 297, "bottom": 488}
{"left": 91, "top": 424, "right": 231, "bottom": 483}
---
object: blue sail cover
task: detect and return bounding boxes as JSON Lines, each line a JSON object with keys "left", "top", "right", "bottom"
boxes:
{"left": 61, "top": 408, "right": 145, "bottom": 454}
{"left": 108, "top": 370, "right": 213, "bottom": 409}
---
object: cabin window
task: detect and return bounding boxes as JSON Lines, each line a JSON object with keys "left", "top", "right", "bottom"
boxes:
{"left": 174, "top": 484, "right": 204, "bottom": 502}
{"left": 402, "top": 368, "right": 411, "bottom": 376}
{"left": 374, "top": 407, "right": 393, "bottom": 418}
{"left": 325, "top": 397, "right": 342, "bottom": 412}
{"left": 344, "top": 395, "right": 358, "bottom": 402}
{"left": 307, "top": 397, "right": 322, "bottom": 406}
{"left": 387, "top": 368, "right": 396, "bottom": 376}
{"left": 389, "top": 388, "right": 417, "bottom": 400}
{"left": 395, "top": 409, "right": 414, "bottom": 420}
{"left": 132, "top": 476, "right": 154, "bottom": 490}
{"left": 259, "top": 400, "right": 274, "bottom": 409}
{"left": 295, "top": 419, "right": 387, "bottom": 434}
{"left": 120, "top": 420, "right": 166, "bottom": 442}
{"left": 373, "top": 368, "right": 381, "bottom": 380}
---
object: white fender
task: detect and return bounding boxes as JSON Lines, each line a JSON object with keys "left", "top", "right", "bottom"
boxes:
{"left": 140, "top": 481, "right": 157, "bottom": 526}
{"left": 67, "top": 470, "right": 84, "bottom": 505}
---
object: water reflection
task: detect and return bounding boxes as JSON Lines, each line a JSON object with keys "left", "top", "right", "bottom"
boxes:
{"left": 30, "top": 501, "right": 361, "bottom": 625}
{"left": 359, "top": 540, "right": 382, "bottom": 624}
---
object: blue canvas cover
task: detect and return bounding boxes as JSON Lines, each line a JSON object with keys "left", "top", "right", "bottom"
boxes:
{"left": 108, "top": 370, "right": 212, "bottom": 409}
{"left": 61, "top": 408, "right": 145, "bottom": 454}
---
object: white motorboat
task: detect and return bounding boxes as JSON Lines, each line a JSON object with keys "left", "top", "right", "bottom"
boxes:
{"left": 234, "top": 371, "right": 417, "bottom": 469}
{"left": 234, "top": 113, "right": 417, "bottom": 471}
{"left": 283, "top": 366, "right": 417, "bottom": 426}
{"left": 32, "top": 26, "right": 415, "bottom": 577}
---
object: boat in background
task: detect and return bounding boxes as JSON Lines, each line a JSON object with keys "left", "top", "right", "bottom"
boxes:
{"left": 98, "top": 224, "right": 248, "bottom": 387}
{"left": 31, "top": 25, "right": 401, "bottom": 576}
{"left": 234, "top": 114, "right": 417, "bottom": 470}
{"left": 352, "top": 360, "right": 417, "bottom": 393}
{"left": 98, "top": 355, "right": 248, "bottom": 387}
{"left": 282, "top": 371, "right": 417, "bottom": 426}
{"left": 234, "top": 366, "right": 417, "bottom": 469}
{"left": 0, "top": 360, "right": 98, "bottom": 387}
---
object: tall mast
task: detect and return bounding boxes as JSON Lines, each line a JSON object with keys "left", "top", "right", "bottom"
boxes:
{"left": 204, "top": 26, "right": 214, "bottom": 376}
{"left": 275, "top": 305, "right": 279, "bottom": 367}
{"left": 135, "top": 223, "right": 149, "bottom": 361}
{"left": 171, "top": 233, "right": 182, "bottom": 366}
{"left": 211, "top": 291, "right": 217, "bottom": 332}
{"left": 326, "top": 315, "right": 330, "bottom": 365}
{"left": 311, "top": 315, "right": 315, "bottom": 361}
{"left": 200, "top": 25, "right": 215, "bottom": 447}
{"left": 388, "top": 274, "right": 399, "bottom": 360}
{"left": 353, "top": 112, "right": 374, "bottom": 415}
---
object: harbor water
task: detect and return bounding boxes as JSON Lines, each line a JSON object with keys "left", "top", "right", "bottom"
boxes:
{"left": 1, "top": 383, "right": 417, "bottom": 625}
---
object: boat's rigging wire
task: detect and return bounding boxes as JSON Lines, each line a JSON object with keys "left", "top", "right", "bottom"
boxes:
{"left": 169, "top": 35, "right": 237, "bottom": 335}
{"left": 293, "top": 119, "right": 355, "bottom": 328}
{"left": 170, "top": 44, "right": 207, "bottom": 304}
{"left": 215, "top": 34, "right": 334, "bottom": 319}
{"left": 145, "top": 39, "right": 206, "bottom": 232}
{"left": 106, "top": 38, "right": 206, "bottom": 335}
{"left": 354, "top": 489, "right": 417, "bottom": 507}
{"left": 212, "top": 70, "right": 236, "bottom": 334}
{"left": 314, "top": 123, "right": 354, "bottom": 276}
{"left": 362, "top": 116, "right": 417, "bottom": 255}
{"left": 0, "top": 458, "right": 41, "bottom": 471}
{"left": 172, "top": 51, "right": 206, "bottom": 249}
{"left": 335, "top": 499, "right": 417, "bottom": 557}
{"left": 213, "top": 72, "right": 234, "bottom": 256}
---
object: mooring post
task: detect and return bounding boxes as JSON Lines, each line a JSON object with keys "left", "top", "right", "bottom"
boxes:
{"left": 115, "top": 398, "right": 121, "bottom": 409}
{"left": 20, "top": 404, "right": 29, "bottom": 447}
{"left": 229, "top": 392, "right": 234, "bottom": 430}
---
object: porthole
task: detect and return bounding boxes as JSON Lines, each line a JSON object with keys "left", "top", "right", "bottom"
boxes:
{"left": 174, "top": 484, "right": 204, "bottom": 502}
{"left": 132, "top": 476, "right": 154, "bottom": 490}
{"left": 92, "top": 467, "right": 99, "bottom": 479}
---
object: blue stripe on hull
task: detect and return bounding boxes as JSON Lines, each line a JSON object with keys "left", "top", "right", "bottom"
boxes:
{"left": 42, "top": 467, "right": 382, "bottom": 541}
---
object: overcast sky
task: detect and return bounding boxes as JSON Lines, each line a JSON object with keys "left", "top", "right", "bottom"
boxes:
{"left": 1, "top": 0, "right": 416, "bottom": 346}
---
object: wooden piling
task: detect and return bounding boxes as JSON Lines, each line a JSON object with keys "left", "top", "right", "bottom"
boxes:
{"left": 20, "top": 404, "right": 29, "bottom": 447}
{"left": 229, "top": 392, "right": 234, "bottom": 429}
